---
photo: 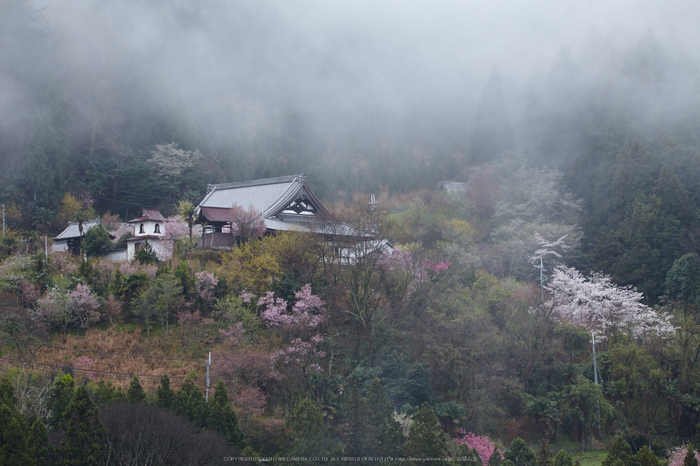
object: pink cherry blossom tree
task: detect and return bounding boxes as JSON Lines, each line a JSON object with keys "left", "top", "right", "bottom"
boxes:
{"left": 229, "top": 204, "right": 266, "bottom": 242}
{"left": 454, "top": 430, "right": 502, "bottom": 466}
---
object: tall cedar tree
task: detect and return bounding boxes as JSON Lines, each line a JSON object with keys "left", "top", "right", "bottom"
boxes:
{"left": 536, "top": 439, "right": 554, "bottom": 466}
{"left": 58, "top": 385, "right": 107, "bottom": 465}
{"left": 362, "top": 378, "right": 403, "bottom": 457}
{"left": 208, "top": 381, "right": 245, "bottom": 448}
{"left": 402, "top": 403, "right": 448, "bottom": 465}
{"left": 28, "top": 417, "right": 55, "bottom": 466}
{"left": 156, "top": 374, "right": 175, "bottom": 409}
{"left": 175, "top": 374, "right": 210, "bottom": 427}
{"left": 126, "top": 375, "right": 146, "bottom": 403}
{"left": 47, "top": 372, "right": 74, "bottom": 429}
{"left": 601, "top": 436, "right": 635, "bottom": 466}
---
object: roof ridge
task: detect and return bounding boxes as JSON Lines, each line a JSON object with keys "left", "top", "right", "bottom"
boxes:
{"left": 207, "top": 173, "right": 306, "bottom": 192}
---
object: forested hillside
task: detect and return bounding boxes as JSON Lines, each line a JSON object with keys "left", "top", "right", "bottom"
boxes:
{"left": 2, "top": 0, "right": 700, "bottom": 463}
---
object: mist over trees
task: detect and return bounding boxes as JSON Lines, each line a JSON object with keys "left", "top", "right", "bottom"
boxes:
{"left": 3, "top": 0, "right": 700, "bottom": 459}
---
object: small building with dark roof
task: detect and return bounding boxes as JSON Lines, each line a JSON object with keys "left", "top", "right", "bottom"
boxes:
{"left": 53, "top": 219, "right": 114, "bottom": 255}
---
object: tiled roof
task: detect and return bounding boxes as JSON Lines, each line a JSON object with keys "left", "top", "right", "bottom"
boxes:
{"left": 128, "top": 208, "right": 165, "bottom": 223}
{"left": 197, "top": 174, "right": 329, "bottom": 218}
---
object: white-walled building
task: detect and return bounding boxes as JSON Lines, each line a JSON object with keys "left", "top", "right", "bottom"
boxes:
{"left": 125, "top": 208, "right": 171, "bottom": 261}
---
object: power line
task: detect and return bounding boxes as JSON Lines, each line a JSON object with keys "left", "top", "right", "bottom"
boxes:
{"left": 2, "top": 357, "right": 206, "bottom": 382}
{"left": 0, "top": 338, "right": 205, "bottom": 363}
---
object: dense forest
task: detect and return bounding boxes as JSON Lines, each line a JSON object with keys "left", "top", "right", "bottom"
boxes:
{"left": 2, "top": 0, "right": 700, "bottom": 463}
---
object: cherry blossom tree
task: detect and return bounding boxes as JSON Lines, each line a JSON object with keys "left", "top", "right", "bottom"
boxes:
{"left": 547, "top": 265, "right": 675, "bottom": 339}
{"left": 454, "top": 430, "right": 502, "bottom": 466}
{"left": 229, "top": 204, "right": 266, "bottom": 242}
{"left": 67, "top": 283, "right": 101, "bottom": 329}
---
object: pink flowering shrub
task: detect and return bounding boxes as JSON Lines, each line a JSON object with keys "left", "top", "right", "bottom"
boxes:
{"left": 423, "top": 258, "right": 451, "bottom": 273}
{"left": 259, "top": 284, "right": 325, "bottom": 329}
{"left": 67, "top": 283, "right": 101, "bottom": 328}
{"left": 668, "top": 445, "right": 700, "bottom": 466}
{"left": 258, "top": 284, "right": 326, "bottom": 376}
{"left": 229, "top": 204, "right": 266, "bottom": 241}
{"left": 195, "top": 271, "right": 219, "bottom": 303}
{"left": 454, "top": 430, "right": 501, "bottom": 466}
{"left": 71, "top": 355, "right": 98, "bottom": 380}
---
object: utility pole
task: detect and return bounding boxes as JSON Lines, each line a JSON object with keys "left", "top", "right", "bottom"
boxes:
{"left": 205, "top": 351, "right": 211, "bottom": 402}
{"left": 2, "top": 204, "right": 5, "bottom": 238}
{"left": 591, "top": 331, "right": 602, "bottom": 437}
{"left": 369, "top": 194, "right": 378, "bottom": 232}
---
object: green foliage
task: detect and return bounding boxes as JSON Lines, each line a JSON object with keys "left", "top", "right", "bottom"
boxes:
{"left": 402, "top": 403, "right": 448, "bottom": 464}
{"left": 504, "top": 438, "right": 536, "bottom": 466}
{"left": 601, "top": 436, "right": 635, "bottom": 466}
{"left": 208, "top": 381, "right": 245, "bottom": 448}
{"left": 47, "top": 372, "right": 75, "bottom": 429}
{"left": 132, "top": 273, "right": 183, "bottom": 336}
{"left": 28, "top": 417, "right": 55, "bottom": 466}
{"left": 666, "top": 253, "right": 700, "bottom": 304}
{"left": 536, "top": 439, "right": 554, "bottom": 466}
{"left": 127, "top": 375, "right": 146, "bottom": 403}
{"left": 58, "top": 385, "right": 107, "bottom": 465}
{"left": 82, "top": 226, "right": 112, "bottom": 257}
{"left": 0, "top": 405, "right": 32, "bottom": 465}
{"left": 490, "top": 449, "right": 505, "bottom": 466}
{"left": 134, "top": 240, "right": 159, "bottom": 265}
{"left": 156, "top": 375, "right": 175, "bottom": 410}
{"left": 91, "top": 380, "right": 126, "bottom": 406}
{"left": 685, "top": 444, "right": 699, "bottom": 466}
{"left": 348, "top": 378, "right": 404, "bottom": 457}
{"left": 283, "top": 398, "right": 340, "bottom": 461}
{"left": 554, "top": 450, "right": 573, "bottom": 466}
{"left": 174, "top": 374, "right": 210, "bottom": 427}
{"left": 634, "top": 446, "right": 661, "bottom": 466}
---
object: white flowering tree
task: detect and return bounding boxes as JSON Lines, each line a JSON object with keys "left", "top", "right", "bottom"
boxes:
{"left": 547, "top": 265, "right": 675, "bottom": 340}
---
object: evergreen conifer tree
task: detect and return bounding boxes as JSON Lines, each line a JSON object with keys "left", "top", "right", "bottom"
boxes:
{"left": 175, "top": 374, "right": 210, "bottom": 427}
{"left": 635, "top": 446, "right": 661, "bottom": 466}
{"left": 601, "top": 436, "right": 635, "bottom": 466}
{"left": 208, "top": 381, "right": 245, "bottom": 448}
{"left": 536, "top": 439, "right": 554, "bottom": 466}
{"left": 47, "top": 372, "right": 74, "bottom": 429}
{"left": 489, "top": 448, "right": 504, "bottom": 466}
{"left": 156, "top": 375, "right": 175, "bottom": 409}
{"left": 58, "top": 386, "right": 107, "bottom": 466}
{"left": 362, "top": 378, "right": 403, "bottom": 457}
{"left": 504, "top": 438, "right": 536, "bottom": 466}
{"left": 28, "top": 417, "right": 55, "bottom": 466}
{"left": 402, "top": 403, "right": 448, "bottom": 465}
{"left": 554, "top": 450, "right": 573, "bottom": 466}
{"left": 126, "top": 375, "right": 146, "bottom": 403}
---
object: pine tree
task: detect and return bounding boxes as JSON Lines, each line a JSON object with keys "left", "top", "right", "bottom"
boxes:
{"left": 0, "top": 408, "right": 33, "bottom": 465}
{"left": 126, "top": 375, "right": 146, "bottom": 403}
{"left": 362, "top": 378, "right": 403, "bottom": 457}
{"left": 208, "top": 381, "right": 245, "bottom": 448}
{"left": 175, "top": 374, "right": 210, "bottom": 427}
{"left": 28, "top": 417, "right": 55, "bottom": 466}
{"left": 635, "top": 446, "right": 661, "bottom": 466}
{"left": 601, "top": 436, "right": 635, "bottom": 466}
{"left": 47, "top": 372, "right": 74, "bottom": 429}
{"left": 504, "top": 438, "right": 536, "bottom": 466}
{"left": 58, "top": 386, "right": 107, "bottom": 465}
{"left": 402, "top": 403, "right": 448, "bottom": 465}
{"left": 554, "top": 450, "right": 573, "bottom": 466}
{"left": 156, "top": 375, "right": 175, "bottom": 409}
{"left": 536, "top": 439, "right": 554, "bottom": 466}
